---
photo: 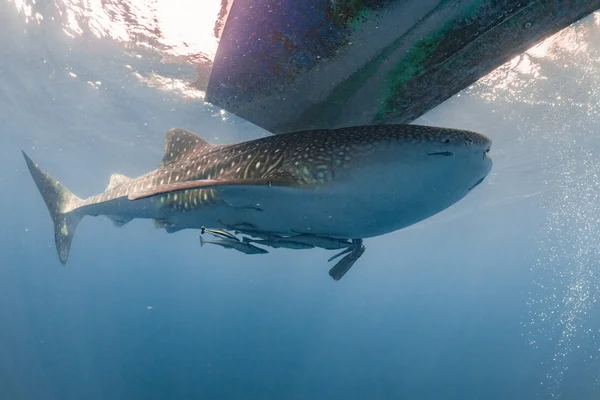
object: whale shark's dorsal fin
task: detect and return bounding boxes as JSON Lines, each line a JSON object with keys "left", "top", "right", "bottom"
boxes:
{"left": 106, "top": 173, "right": 132, "bottom": 191}
{"left": 161, "top": 128, "right": 215, "bottom": 166}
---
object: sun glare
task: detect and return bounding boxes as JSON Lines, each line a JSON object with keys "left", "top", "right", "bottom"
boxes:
{"left": 472, "top": 11, "right": 599, "bottom": 105}
{"left": 10, "top": 0, "right": 226, "bottom": 62}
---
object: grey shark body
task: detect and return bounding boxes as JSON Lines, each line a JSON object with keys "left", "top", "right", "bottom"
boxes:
{"left": 23, "top": 124, "right": 492, "bottom": 265}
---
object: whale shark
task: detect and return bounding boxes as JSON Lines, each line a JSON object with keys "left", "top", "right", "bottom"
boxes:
{"left": 23, "top": 124, "right": 492, "bottom": 279}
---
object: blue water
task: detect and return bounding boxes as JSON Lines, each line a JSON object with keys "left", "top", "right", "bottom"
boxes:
{"left": 2, "top": 2, "right": 600, "bottom": 399}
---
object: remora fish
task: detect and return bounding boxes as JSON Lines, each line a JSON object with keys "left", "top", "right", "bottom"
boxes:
{"left": 282, "top": 233, "right": 351, "bottom": 250}
{"left": 199, "top": 236, "right": 268, "bottom": 254}
{"left": 201, "top": 226, "right": 239, "bottom": 242}
{"left": 242, "top": 236, "right": 314, "bottom": 250}
{"left": 22, "top": 124, "right": 492, "bottom": 266}
{"left": 238, "top": 231, "right": 283, "bottom": 241}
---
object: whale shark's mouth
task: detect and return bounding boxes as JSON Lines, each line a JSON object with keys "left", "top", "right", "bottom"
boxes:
{"left": 468, "top": 176, "right": 486, "bottom": 191}
{"left": 427, "top": 151, "right": 454, "bottom": 157}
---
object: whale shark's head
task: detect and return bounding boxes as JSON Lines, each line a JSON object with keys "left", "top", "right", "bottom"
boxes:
{"left": 292, "top": 124, "right": 492, "bottom": 194}
{"left": 371, "top": 124, "right": 493, "bottom": 226}
{"left": 287, "top": 124, "right": 493, "bottom": 234}
{"left": 414, "top": 125, "right": 493, "bottom": 192}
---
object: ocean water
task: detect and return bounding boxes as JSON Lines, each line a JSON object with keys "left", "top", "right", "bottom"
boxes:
{"left": 2, "top": 2, "right": 600, "bottom": 399}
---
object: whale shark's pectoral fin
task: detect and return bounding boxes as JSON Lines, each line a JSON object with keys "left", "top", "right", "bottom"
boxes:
{"left": 152, "top": 219, "right": 169, "bottom": 229}
{"left": 328, "top": 239, "right": 365, "bottom": 281}
{"left": 106, "top": 215, "right": 132, "bottom": 228}
{"left": 152, "top": 219, "right": 185, "bottom": 233}
{"left": 127, "top": 177, "right": 307, "bottom": 201}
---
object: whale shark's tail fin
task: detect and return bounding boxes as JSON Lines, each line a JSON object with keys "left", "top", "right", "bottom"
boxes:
{"left": 22, "top": 151, "right": 84, "bottom": 264}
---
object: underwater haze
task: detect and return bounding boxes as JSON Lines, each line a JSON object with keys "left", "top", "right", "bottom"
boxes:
{"left": 2, "top": 1, "right": 600, "bottom": 399}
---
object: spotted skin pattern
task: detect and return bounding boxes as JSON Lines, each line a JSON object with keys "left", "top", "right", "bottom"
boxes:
{"left": 23, "top": 123, "right": 493, "bottom": 274}
{"left": 79, "top": 125, "right": 490, "bottom": 215}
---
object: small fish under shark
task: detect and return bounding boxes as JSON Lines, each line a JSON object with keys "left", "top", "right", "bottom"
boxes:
{"left": 199, "top": 235, "right": 268, "bottom": 254}
{"left": 23, "top": 124, "right": 492, "bottom": 280}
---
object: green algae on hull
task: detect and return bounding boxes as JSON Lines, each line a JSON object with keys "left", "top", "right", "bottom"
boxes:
{"left": 205, "top": 0, "right": 600, "bottom": 134}
{"left": 375, "top": 0, "right": 493, "bottom": 121}
{"left": 374, "top": 23, "right": 453, "bottom": 122}
{"left": 330, "top": 0, "right": 391, "bottom": 26}
{"left": 375, "top": 0, "right": 599, "bottom": 124}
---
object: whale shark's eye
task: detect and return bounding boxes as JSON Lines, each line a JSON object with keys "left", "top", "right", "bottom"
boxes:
{"left": 443, "top": 138, "right": 450, "bottom": 144}
{"left": 465, "top": 138, "right": 474, "bottom": 148}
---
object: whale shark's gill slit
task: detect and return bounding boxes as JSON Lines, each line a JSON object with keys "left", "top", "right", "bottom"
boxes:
{"left": 468, "top": 177, "right": 485, "bottom": 191}
{"left": 427, "top": 151, "right": 454, "bottom": 157}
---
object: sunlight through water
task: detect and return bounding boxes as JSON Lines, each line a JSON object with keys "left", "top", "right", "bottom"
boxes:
{"left": 469, "top": 11, "right": 600, "bottom": 398}
{"left": 56, "top": 0, "right": 223, "bottom": 60}
{"left": 8, "top": 0, "right": 230, "bottom": 102}
{"left": 6, "top": 1, "right": 600, "bottom": 397}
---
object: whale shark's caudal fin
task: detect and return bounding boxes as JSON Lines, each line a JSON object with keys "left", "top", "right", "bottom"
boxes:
{"left": 22, "top": 151, "right": 84, "bottom": 264}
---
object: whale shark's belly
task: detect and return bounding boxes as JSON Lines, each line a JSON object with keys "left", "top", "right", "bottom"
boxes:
{"left": 163, "top": 158, "right": 480, "bottom": 238}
